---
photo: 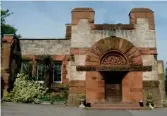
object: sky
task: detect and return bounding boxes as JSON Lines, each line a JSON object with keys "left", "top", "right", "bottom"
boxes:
{"left": 1, "top": 1, "right": 167, "bottom": 65}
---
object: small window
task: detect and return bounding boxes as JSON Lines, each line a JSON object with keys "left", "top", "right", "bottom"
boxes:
{"left": 53, "top": 61, "right": 62, "bottom": 82}
{"left": 37, "top": 62, "right": 45, "bottom": 81}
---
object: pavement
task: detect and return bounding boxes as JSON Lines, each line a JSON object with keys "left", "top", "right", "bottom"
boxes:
{"left": 1, "top": 102, "right": 167, "bottom": 116}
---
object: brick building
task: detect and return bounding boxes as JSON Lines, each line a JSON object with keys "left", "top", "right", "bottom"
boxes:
{"left": 1, "top": 8, "right": 166, "bottom": 107}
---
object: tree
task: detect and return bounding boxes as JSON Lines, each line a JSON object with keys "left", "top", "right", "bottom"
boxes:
{"left": 39, "top": 55, "right": 53, "bottom": 90}
{"left": 1, "top": 9, "right": 21, "bottom": 38}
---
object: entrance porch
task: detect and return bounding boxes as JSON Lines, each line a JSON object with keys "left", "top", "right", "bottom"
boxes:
{"left": 77, "top": 36, "right": 152, "bottom": 105}
{"left": 78, "top": 66, "right": 146, "bottom": 105}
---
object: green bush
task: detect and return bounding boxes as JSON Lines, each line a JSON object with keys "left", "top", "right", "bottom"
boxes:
{"left": 146, "top": 93, "right": 154, "bottom": 107}
{"left": 52, "top": 92, "right": 67, "bottom": 101}
{"left": 146, "top": 93, "right": 153, "bottom": 102}
{"left": 3, "top": 73, "right": 48, "bottom": 104}
{"left": 39, "top": 92, "right": 67, "bottom": 104}
{"left": 77, "top": 93, "right": 86, "bottom": 102}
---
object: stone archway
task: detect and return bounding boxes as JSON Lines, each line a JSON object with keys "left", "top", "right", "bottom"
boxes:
{"left": 85, "top": 36, "right": 143, "bottom": 104}
{"left": 100, "top": 50, "right": 128, "bottom": 102}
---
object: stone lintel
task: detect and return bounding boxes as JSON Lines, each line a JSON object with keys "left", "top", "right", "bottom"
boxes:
{"left": 76, "top": 65, "right": 152, "bottom": 71}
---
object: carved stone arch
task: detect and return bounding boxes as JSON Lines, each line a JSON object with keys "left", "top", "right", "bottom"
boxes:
{"left": 85, "top": 36, "right": 142, "bottom": 66}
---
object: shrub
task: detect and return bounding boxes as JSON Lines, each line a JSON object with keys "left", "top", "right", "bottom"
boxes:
{"left": 38, "top": 92, "right": 67, "bottom": 104}
{"left": 61, "top": 84, "right": 69, "bottom": 101}
{"left": 162, "top": 98, "right": 167, "bottom": 107}
{"left": 146, "top": 93, "right": 154, "bottom": 106}
{"left": 52, "top": 92, "right": 67, "bottom": 101}
{"left": 77, "top": 93, "right": 86, "bottom": 102}
{"left": 3, "top": 73, "right": 48, "bottom": 104}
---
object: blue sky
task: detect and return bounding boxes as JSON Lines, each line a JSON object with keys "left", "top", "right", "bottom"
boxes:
{"left": 2, "top": 1, "right": 167, "bottom": 65}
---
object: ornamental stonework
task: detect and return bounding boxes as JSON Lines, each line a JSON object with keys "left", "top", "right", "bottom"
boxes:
{"left": 101, "top": 52, "right": 127, "bottom": 65}
{"left": 101, "top": 55, "right": 125, "bottom": 65}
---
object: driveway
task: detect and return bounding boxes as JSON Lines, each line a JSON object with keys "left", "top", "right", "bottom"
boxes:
{"left": 1, "top": 102, "right": 167, "bottom": 116}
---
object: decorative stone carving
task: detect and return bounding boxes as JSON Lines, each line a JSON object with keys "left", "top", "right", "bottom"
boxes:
{"left": 86, "top": 37, "right": 143, "bottom": 65}
{"left": 102, "top": 55, "right": 125, "bottom": 65}
{"left": 101, "top": 52, "right": 127, "bottom": 65}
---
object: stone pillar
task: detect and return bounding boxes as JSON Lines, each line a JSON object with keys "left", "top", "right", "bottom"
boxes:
{"left": 122, "top": 71, "right": 143, "bottom": 102}
{"left": 67, "top": 53, "right": 87, "bottom": 105}
{"left": 157, "top": 60, "right": 166, "bottom": 100}
{"left": 129, "top": 8, "right": 155, "bottom": 30}
{"left": 71, "top": 8, "right": 94, "bottom": 25}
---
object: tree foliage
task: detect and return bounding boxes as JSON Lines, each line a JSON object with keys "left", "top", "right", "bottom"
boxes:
{"left": 1, "top": 9, "right": 21, "bottom": 38}
{"left": 39, "top": 55, "right": 53, "bottom": 90}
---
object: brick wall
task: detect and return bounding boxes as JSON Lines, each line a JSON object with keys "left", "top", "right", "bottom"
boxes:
{"left": 1, "top": 34, "right": 21, "bottom": 95}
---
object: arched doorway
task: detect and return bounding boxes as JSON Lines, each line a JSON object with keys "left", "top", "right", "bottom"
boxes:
{"left": 84, "top": 36, "right": 144, "bottom": 104}
{"left": 100, "top": 50, "right": 128, "bottom": 102}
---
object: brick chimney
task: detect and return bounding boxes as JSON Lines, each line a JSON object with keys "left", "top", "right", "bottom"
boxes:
{"left": 129, "top": 8, "right": 155, "bottom": 30}
{"left": 71, "top": 8, "right": 95, "bottom": 25}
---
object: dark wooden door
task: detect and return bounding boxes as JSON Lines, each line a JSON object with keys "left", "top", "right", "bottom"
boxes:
{"left": 104, "top": 72, "right": 125, "bottom": 102}
{"left": 105, "top": 84, "right": 122, "bottom": 102}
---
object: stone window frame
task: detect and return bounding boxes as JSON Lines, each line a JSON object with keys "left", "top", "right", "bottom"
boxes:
{"left": 53, "top": 61, "right": 62, "bottom": 83}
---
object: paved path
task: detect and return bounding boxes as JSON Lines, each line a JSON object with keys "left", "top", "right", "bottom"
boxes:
{"left": 1, "top": 102, "right": 167, "bottom": 116}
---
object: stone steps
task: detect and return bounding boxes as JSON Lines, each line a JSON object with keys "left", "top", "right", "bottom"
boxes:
{"left": 89, "top": 107, "right": 146, "bottom": 110}
{"left": 90, "top": 102, "right": 146, "bottom": 110}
